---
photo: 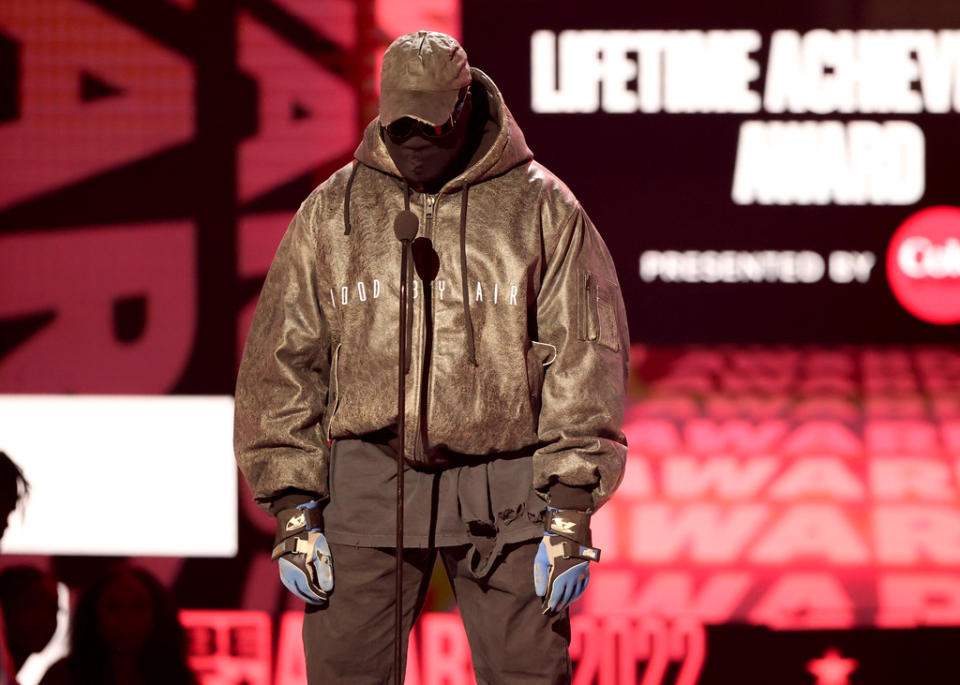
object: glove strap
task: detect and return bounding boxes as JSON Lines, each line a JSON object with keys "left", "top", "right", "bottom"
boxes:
{"left": 551, "top": 536, "right": 601, "bottom": 563}
{"left": 276, "top": 501, "right": 324, "bottom": 540}
{"left": 545, "top": 507, "right": 592, "bottom": 547}
{"left": 270, "top": 534, "right": 317, "bottom": 561}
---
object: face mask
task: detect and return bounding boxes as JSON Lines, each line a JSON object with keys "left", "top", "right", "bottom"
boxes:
{"left": 382, "top": 90, "right": 473, "bottom": 193}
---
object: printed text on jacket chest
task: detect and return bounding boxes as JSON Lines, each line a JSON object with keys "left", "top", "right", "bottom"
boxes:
{"left": 328, "top": 278, "right": 522, "bottom": 308}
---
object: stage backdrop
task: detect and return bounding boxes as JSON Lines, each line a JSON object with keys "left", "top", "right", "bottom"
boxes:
{"left": 2, "top": 1, "right": 960, "bottom": 684}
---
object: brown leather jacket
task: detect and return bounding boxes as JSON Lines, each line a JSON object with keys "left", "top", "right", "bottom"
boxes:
{"left": 234, "top": 68, "right": 629, "bottom": 512}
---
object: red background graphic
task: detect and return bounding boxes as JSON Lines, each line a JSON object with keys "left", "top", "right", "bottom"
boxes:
{"left": 180, "top": 610, "right": 710, "bottom": 685}
{"left": 2, "top": 1, "right": 960, "bottom": 684}
{"left": 591, "top": 346, "right": 960, "bottom": 631}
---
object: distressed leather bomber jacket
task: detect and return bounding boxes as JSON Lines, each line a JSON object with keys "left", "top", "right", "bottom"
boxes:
{"left": 234, "top": 68, "right": 629, "bottom": 513}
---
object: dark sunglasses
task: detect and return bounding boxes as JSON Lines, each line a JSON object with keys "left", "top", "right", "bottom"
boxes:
{"left": 383, "top": 88, "right": 468, "bottom": 142}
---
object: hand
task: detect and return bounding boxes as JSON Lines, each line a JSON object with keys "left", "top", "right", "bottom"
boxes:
{"left": 271, "top": 500, "right": 334, "bottom": 605}
{"left": 533, "top": 507, "right": 600, "bottom": 614}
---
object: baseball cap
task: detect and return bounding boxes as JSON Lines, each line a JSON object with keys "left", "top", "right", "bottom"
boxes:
{"left": 379, "top": 31, "right": 472, "bottom": 127}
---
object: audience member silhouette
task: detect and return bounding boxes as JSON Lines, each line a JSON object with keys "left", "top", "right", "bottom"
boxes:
{"left": 1, "top": 450, "right": 30, "bottom": 685}
{"left": 0, "top": 450, "right": 29, "bottom": 545}
{"left": 0, "top": 567, "right": 59, "bottom": 674}
{"left": 39, "top": 566, "right": 198, "bottom": 685}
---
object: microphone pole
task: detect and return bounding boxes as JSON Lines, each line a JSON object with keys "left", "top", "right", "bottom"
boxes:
{"left": 393, "top": 209, "right": 419, "bottom": 685}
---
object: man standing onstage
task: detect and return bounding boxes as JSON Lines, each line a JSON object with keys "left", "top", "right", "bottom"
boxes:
{"left": 234, "top": 31, "right": 629, "bottom": 684}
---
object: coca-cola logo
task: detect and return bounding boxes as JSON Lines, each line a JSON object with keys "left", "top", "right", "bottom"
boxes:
{"left": 886, "top": 206, "right": 960, "bottom": 325}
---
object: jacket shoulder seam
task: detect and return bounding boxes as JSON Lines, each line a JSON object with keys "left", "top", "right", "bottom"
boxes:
{"left": 544, "top": 201, "right": 583, "bottom": 267}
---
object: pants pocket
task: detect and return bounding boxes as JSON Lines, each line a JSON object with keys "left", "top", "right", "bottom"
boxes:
{"left": 324, "top": 342, "right": 343, "bottom": 444}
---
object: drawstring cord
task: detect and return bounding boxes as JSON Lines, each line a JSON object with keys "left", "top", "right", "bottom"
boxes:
{"left": 459, "top": 183, "right": 478, "bottom": 366}
{"left": 403, "top": 179, "right": 413, "bottom": 374}
{"left": 342, "top": 161, "right": 359, "bottom": 235}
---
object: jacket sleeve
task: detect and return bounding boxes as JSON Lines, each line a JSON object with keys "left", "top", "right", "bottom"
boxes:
{"left": 234, "top": 196, "right": 331, "bottom": 512}
{"left": 533, "top": 204, "right": 629, "bottom": 510}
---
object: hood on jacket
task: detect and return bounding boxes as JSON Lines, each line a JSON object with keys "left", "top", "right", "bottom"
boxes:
{"left": 354, "top": 67, "right": 533, "bottom": 191}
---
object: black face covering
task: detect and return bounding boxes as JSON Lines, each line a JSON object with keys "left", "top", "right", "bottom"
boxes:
{"left": 383, "top": 91, "right": 474, "bottom": 194}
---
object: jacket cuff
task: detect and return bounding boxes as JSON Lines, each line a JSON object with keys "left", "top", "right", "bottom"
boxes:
{"left": 265, "top": 488, "right": 325, "bottom": 516}
{"left": 547, "top": 482, "right": 594, "bottom": 511}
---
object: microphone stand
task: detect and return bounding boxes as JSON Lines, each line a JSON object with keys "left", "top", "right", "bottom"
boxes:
{"left": 393, "top": 210, "right": 418, "bottom": 685}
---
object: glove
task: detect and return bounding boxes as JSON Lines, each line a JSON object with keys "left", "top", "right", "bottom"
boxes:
{"left": 534, "top": 506, "right": 600, "bottom": 614}
{"left": 271, "top": 500, "right": 334, "bottom": 605}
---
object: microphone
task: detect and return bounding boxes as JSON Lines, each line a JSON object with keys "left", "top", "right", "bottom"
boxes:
{"left": 394, "top": 210, "right": 419, "bottom": 242}
{"left": 411, "top": 237, "right": 440, "bottom": 282}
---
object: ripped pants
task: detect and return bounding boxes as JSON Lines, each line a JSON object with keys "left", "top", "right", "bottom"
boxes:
{"left": 323, "top": 435, "right": 548, "bottom": 568}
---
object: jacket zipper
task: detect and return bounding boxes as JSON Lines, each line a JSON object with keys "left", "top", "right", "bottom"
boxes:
{"left": 412, "top": 193, "right": 437, "bottom": 461}
{"left": 424, "top": 193, "right": 435, "bottom": 237}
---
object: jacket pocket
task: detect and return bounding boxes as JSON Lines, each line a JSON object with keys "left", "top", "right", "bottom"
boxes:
{"left": 328, "top": 438, "right": 338, "bottom": 502}
{"left": 577, "top": 269, "right": 593, "bottom": 342}
{"left": 324, "top": 342, "right": 343, "bottom": 444}
{"left": 595, "top": 279, "right": 621, "bottom": 352}
{"left": 578, "top": 269, "right": 621, "bottom": 352}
